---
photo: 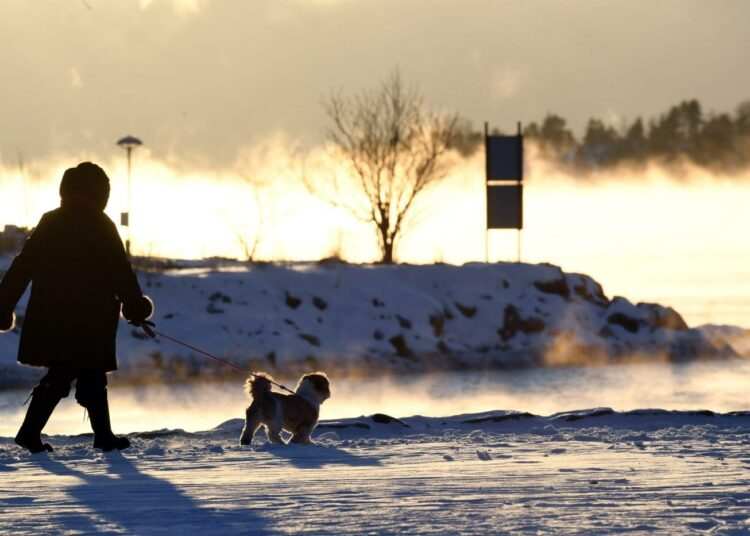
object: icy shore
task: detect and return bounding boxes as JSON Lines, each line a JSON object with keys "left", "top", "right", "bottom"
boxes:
{"left": 0, "top": 258, "right": 744, "bottom": 386}
{"left": 2, "top": 408, "right": 750, "bottom": 534}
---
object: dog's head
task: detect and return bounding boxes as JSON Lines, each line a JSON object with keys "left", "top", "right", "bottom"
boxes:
{"left": 296, "top": 372, "right": 331, "bottom": 404}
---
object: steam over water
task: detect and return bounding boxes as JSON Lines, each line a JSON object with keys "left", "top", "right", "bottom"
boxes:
{"left": 2, "top": 149, "right": 749, "bottom": 327}
{"left": 1, "top": 359, "right": 749, "bottom": 436}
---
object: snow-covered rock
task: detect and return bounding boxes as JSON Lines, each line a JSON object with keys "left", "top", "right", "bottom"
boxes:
{"left": 0, "top": 259, "right": 740, "bottom": 385}
{"left": 697, "top": 323, "right": 750, "bottom": 356}
{"left": 0, "top": 226, "right": 29, "bottom": 256}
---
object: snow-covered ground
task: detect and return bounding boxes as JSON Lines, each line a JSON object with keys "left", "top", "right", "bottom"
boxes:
{"left": 3, "top": 256, "right": 750, "bottom": 533}
{"left": 2, "top": 409, "right": 750, "bottom": 534}
{"left": 1, "top": 258, "right": 744, "bottom": 387}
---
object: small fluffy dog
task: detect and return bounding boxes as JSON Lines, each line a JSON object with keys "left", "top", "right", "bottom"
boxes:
{"left": 239, "top": 372, "right": 330, "bottom": 445}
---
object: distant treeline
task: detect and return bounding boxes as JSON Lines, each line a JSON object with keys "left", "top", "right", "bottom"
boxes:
{"left": 452, "top": 99, "right": 750, "bottom": 174}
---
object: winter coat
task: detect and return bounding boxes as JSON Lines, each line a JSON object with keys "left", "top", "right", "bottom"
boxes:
{"left": 0, "top": 206, "right": 145, "bottom": 371}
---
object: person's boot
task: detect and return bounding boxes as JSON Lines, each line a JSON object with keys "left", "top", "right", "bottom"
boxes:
{"left": 14, "top": 387, "right": 60, "bottom": 453}
{"left": 85, "top": 393, "right": 130, "bottom": 452}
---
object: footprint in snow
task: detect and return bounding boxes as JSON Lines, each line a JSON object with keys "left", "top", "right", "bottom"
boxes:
{"left": 476, "top": 450, "right": 492, "bottom": 461}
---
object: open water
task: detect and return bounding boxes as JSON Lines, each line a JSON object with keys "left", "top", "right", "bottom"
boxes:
{"left": 1, "top": 359, "right": 748, "bottom": 436}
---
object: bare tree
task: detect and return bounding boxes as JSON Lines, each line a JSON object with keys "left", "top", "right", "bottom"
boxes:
{"left": 312, "top": 72, "right": 458, "bottom": 264}
{"left": 234, "top": 173, "right": 290, "bottom": 262}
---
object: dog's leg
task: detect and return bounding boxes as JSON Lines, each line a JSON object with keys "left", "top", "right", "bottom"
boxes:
{"left": 239, "top": 404, "right": 261, "bottom": 446}
{"left": 265, "top": 425, "right": 286, "bottom": 444}
{"left": 265, "top": 412, "right": 286, "bottom": 444}
{"left": 290, "top": 425, "right": 314, "bottom": 445}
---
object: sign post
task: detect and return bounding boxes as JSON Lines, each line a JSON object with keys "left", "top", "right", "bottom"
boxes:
{"left": 116, "top": 135, "right": 143, "bottom": 257}
{"left": 485, "top": 122, "right": 523, "bottom": 262}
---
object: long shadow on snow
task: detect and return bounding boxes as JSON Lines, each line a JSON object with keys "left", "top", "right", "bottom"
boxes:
{"left": 0, "top": 460, "right": 17, "bottom": 472}
{"left": 33, "top": 452, "right": 269, "bottom": 533}
{"left": 260, "top": 443, "right": 382, "bottom": 469}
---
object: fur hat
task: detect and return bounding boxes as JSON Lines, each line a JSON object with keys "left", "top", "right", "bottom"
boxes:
{"left": 59, "top": 162, "right": 111, "bottom": 210}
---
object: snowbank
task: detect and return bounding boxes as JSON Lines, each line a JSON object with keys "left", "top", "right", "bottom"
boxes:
{"left": 0, "top": 258, "right": 743, "bottom": 385}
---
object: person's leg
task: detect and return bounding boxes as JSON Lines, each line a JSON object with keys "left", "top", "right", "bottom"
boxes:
{"left": 75, "top": 371, "right": 130, "bottom": 451}
{"left": 15, "top": 368, "right": 75, "bottom": 453}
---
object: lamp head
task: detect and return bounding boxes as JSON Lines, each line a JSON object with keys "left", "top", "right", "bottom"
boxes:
{"left": 117, "top": 135, "right": 143, "bottom": 150}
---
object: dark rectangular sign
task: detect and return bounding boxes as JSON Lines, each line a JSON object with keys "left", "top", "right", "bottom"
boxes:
{"left": 486, "top": 135, "right": 522, "bottom": 181}
{"left": 487, "top": 184, "right": 523, "bottom": 229}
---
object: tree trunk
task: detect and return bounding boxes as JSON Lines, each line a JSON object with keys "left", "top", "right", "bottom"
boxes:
{"left": 382, "top": 240, "right": 394, "bottom": 264}
{"left": 377, "top": 214, "right": 395, "bottom": 264}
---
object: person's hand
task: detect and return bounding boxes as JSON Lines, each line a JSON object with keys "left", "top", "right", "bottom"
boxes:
{"left": 122, "top": 296, "right": 154, "bottom": 326}
{"left": 0, "top": 311, "right": 15, "bottom": 333}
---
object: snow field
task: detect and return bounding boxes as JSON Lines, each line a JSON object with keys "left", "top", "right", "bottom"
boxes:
{"left": 2, "top": 410, "right": 750, "bottom": 534}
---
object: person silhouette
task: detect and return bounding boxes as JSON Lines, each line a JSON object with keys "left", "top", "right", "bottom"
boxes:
{"left": 0, "top": 162, "right": 153, "bottom": 453}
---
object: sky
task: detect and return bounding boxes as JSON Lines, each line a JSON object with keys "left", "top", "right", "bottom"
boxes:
{"left": 1, "top": 0, "right": 750, "bottom": 327}
{"left": 0, "top": 0, "right": 748, "bottom": 169}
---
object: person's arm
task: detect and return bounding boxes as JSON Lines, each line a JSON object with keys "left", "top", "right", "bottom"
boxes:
{"left": 101, "top": 218, "right": 153, "bottom": 324}
{"left": 0, "top": 217, "right": 47, "bottom": 331}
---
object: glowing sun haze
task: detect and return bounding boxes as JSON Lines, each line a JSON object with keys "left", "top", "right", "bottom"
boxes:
{"left": 1, "top": 0, "right": 750, "bottom": 327}
{"left": 2, "top": 147, "right": 750, "bottom": 328}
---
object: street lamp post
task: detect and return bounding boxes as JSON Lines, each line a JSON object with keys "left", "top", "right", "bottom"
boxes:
{"left": 116, "top": 135, "right": 143, "bottom": 256}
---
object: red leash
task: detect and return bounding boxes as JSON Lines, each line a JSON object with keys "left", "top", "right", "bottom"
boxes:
{"left": 137, "top": 322, "right": 295, "bottom": 394}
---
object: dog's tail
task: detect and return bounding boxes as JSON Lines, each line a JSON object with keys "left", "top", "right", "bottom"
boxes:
{"left": 245, "top": 372, "right": 273, "bottom": 399}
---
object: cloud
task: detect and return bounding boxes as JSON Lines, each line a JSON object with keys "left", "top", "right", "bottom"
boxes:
{"left": 139, "top": 0, "right": 208, "bottom": 15}
{"left": 602, "top": 108, "right": 624, "bottom": 129}
{"left": 490, "top": 67, "right": 529, "bottom": 101}
{"left": 69, "top": 66, "right": 83, "bottom": 89}
{"left": 302, "top": 0, "right": 349, "bottom": 6}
